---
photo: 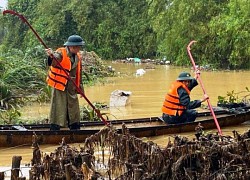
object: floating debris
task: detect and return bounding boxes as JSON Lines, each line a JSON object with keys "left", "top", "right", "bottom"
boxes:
{"left": 3, "top": 123, "right": 250, "bottom": 179}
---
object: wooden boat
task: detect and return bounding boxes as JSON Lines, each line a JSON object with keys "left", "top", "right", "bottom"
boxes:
{"left": 0, "top": 108, "right": 250, "bottom": 147}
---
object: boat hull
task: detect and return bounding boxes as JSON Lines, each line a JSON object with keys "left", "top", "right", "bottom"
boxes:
{"left": 0, "top": 110, "right": 250, "bottom": 147}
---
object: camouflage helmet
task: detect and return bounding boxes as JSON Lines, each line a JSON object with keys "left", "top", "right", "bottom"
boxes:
{"left": 64, "top": 35, "right": 85, "bottom": 46}
{"left": 176, "top": 72, "right": 193, "bottom": 81}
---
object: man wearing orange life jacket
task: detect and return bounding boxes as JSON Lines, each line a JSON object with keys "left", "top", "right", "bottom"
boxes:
{"left": 161, "top": 71, "right": 209, "bottom": 124}
{"left": 45, "top": 35, "right": 84, "bottom": 131}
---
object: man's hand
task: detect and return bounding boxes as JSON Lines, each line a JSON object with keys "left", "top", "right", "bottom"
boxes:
{"left": 45, "top": 48, "right": 53, "bottom": 57}
{"left": 201, "top": 94, "right": 209, "bottom": 103}
{"left": 194, "top": 69, "right": 201, "bottom": 79}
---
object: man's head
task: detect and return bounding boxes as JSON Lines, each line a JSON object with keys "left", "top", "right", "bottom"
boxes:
{"left": 176, "top": 72, "right": 193, "bottom": 81}
{"left": 64, "top": 35, "right": 85, "bottom": 46}
{"left": 64, "top": 35, "right": 85, "bottom": 54}
{"left": 177, "top": 72, "right": 193, "bottom": 86}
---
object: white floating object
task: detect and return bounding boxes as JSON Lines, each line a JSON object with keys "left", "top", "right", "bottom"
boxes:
{"left": 135, "top": 69, "right": 146, "bottom": 76}
{"left": 110, "top": 90, "right": 132, "bottom": 107}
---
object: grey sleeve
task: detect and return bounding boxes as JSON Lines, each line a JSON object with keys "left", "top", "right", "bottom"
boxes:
{"left": 178, "top": 87, "right": 201, "bottom": 109}
{"left": 45, "top": 52, "right": 63, "bottom": 67}
{"left": 188, "top": 78, "right": 198, "bottom": 91}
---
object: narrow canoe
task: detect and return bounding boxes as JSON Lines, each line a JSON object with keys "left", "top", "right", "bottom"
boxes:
{"left": 0, "top": 108, "right": 250, "bottom": 147}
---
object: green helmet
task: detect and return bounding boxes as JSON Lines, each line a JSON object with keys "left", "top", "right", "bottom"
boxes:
{"left": 64, "top": 35, "right": 85, "bottom": 46}
{"left": 176, "top": 72, "right": 193, "bottom": 81}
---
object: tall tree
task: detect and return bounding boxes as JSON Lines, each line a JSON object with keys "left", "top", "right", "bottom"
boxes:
{"left": 1, "top": 0, "right": 249, "bottom": 67}
{"left": 208, "top": 0, "right": 250, "bottom": 69}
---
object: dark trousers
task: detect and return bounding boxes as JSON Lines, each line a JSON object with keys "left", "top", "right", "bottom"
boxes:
{"left": 162, "top": 110, "right": 197, "bottom": 124}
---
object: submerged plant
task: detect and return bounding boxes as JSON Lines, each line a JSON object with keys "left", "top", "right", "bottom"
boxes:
{"left": 217, "top": 87, "right": 250, "bottom": 106}
{"left": 37, "top": 86, "right": 52, "bottom": 103}
{"left": 0, "top": 105, "right": 21, "bottom": 124}
{"left": 81, "top": 102, "right": 109, "bottom": 122}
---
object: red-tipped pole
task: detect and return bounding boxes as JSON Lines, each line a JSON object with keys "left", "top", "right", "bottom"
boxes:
{"left": 187, "top": 40, "right": 222, "bottom": 135}
{"left": 3, "top": 10, "right": 109, "bottom": 126}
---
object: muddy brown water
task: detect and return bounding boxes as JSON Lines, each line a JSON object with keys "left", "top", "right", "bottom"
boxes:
{"left": 1, "top": 63, "right": 250, "bottom": 166}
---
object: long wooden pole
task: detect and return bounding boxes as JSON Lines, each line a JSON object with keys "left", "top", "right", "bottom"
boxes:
{"left": 187, "top": 40, "right": 222, "bottom": 135}
{"left": 3, "top": 10, "right": 109, "bottom": 125}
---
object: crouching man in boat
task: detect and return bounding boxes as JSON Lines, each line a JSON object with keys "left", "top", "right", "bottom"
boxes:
{"left": 45, "top": 35, "right": 84, "bottom": 131}
{"left": 161, "top": 71, "right": 209, "bottom": 124}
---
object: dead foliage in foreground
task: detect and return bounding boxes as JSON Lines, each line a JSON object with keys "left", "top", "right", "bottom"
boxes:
{"left": 29, "top": 124, "right": 250, "bottom": 180}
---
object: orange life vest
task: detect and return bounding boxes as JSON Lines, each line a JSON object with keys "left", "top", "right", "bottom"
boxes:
{"left": 47, "top": 47, "right": 81, "bottom": 91}
{"left": 162, "top": 81, "right": 190, "bottom": 116}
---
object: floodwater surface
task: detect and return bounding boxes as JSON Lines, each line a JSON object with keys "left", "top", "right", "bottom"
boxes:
{"left": 1, "top": 63, "right": 250, "bottom": 166}
{"left": 20, "top": 63, "right": 250, "bottom": 120}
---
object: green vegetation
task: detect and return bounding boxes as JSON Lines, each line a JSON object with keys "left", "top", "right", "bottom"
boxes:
{"left": 0, "top": 45, "right": 113, "bottom": 123}
{"left": 0, "top": 45, "right": 47, "bottom": 123}
{"left": 0, "top": 0, "right": 249, "bottom": 68}
{"left": 0, "top": 0, "right": 249, "bottom": 122}
{"left": 81, "top": 102, "right": 109, "bottom": 122}
{"left": 218, "top": 87, "right": 250, "bottom": 106}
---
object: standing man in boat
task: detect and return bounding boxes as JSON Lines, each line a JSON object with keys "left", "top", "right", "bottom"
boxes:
{"left": 45, "top": 35, "right": 84, "bottom": 130}
{"left": 161, "top": 71, "right": 209, "bottom": 124}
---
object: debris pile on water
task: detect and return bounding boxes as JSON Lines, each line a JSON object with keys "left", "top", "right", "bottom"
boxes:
{"left": 8, "top": 123, "right": 250, "bottom": 179}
